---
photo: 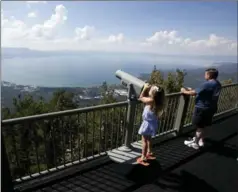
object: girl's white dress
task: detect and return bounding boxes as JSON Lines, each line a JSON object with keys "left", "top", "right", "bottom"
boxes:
{"left": 138, "top": 105, "right": 159, "bottom": 137}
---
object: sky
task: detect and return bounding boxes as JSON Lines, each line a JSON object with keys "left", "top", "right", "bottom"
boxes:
{"left": 1, "top": 1, "right": 238, "bottom": 56}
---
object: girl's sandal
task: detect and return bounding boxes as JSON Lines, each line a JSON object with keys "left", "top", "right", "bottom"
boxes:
{"left": 136, "top": 157, "right": 150, "bottom": 166}
{"left": 146, "top": 152, "right": 156, "bottom": 160}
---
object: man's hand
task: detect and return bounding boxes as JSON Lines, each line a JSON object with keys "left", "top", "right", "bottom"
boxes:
{"left": 180, "top": 87, "right": 196, "bottom": 96}
{"left": 180, "top": 87, "right": 186, "bottom": 93}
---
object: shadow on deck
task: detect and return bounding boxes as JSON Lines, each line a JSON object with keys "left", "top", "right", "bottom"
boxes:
{"left": 17, "top": 114, "right": 238, "bottom": 192}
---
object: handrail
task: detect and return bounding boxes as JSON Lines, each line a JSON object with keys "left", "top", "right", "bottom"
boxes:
{"left": 2, "top": 101, "right": 128, "bottom": 125}
{"left": 1, "top": 95, "right": 182, "bottom": 125}
{"left": 219, "top": 82, "right": 238, "bottom": 88}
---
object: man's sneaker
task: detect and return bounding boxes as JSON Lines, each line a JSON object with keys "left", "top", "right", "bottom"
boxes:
{"left": 198, "top": 139, "right": 204, "bottom": 147}
{"left": 190, "top": 142, "right": 200, "bottom": 150}
{"left": 185, "top": 137, "right": 204, "bottom": 148}
{"left": 184, "top": 137, "right": 195, "bottom": 146}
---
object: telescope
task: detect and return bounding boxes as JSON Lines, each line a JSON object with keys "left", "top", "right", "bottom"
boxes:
{"left": 115, "top": 70, "right": 147, "bottom": 98}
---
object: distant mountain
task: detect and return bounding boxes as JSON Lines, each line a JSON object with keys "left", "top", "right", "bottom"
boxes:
{"left": 212, "top": 62, "right": 238, "bottom": 73}
{"left": 2, "top": 47, "right": 237, "bottom": 63}
{"left": 139, "top": 62, "right": 237, "bottom": 88}
{"left": 2, "top": 47, "right": 59, "bottom": 59}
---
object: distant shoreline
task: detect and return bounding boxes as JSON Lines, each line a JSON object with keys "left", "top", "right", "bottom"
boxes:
{"left": 1, "top": 80, "right": 122, "bottom": 89}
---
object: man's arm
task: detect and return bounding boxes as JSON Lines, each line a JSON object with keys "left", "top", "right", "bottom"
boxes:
{"left": 181, "top": 88, "right": 197, "bottom": 96}
{"left": 181, "top": 83, "right": 207, "bottom": 96}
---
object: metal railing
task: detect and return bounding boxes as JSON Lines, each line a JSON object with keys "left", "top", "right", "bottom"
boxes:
{"left": 2, "top": 83, "right": 238, "bottom": 191}
{"left": 132, "top": 92, "right": 181, "bottom": 141}
{"left": 2, "top": 102, "right": 128, "bottom": 183}
{"left": 182, "top": 83, "right": 238, "bottom": 126}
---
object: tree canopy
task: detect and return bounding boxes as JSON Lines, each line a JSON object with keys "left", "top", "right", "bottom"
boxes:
{"left": 148, "top": 65, "right": 187, "bottom": 94}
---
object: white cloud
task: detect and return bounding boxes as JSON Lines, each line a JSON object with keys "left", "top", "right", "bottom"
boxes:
{"left": 1, "top": 12, "right": 28, "bottom": 40}
{"left": 146, "top": 31, "right": 234, "bottom": 50}
{"left": 74, "top": 26, "right": 95, "bottom": 40}
{"left": 2, "top": 4, "right": 67, "bottom": 44}
{"left": 145, "top": 31, "right": 237, "bottom": 55}
{"left": 1, "top": 5, "right": 237, "bottom": 56}
{"left": 107, "top": 33, "right": 125, "bottom": 43}
{"left": 28, "top": 11, "right": 37, "bottom": 18}
{"left": 146, "top": 30, "right": 182, "bottom": 45}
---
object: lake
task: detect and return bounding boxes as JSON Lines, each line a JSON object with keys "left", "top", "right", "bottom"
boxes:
{"left": 2, "top": 53, "right": 236, "bottom": 87}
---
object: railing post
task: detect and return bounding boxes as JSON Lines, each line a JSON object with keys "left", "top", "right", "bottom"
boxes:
{"left": 173, "top": 94, "right": 190, "bottom": 135}
{"left": 122, "top": 84, "right": 137, "bottom": 151}
{"left": 1, "top": 133, "right": 14, "bottom": 192}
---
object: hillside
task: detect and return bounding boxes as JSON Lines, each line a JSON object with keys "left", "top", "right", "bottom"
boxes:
{"left": 1, "top": 82, "right": 127, "bottom": 109}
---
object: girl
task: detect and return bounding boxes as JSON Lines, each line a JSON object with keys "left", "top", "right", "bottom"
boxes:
{"left": 137, "top": 83, "right": 166, "bottom": 166}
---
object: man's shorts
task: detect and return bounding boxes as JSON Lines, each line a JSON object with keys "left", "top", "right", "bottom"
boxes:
{"left": 192, "top": 107, "right": 216, "bottom": 128}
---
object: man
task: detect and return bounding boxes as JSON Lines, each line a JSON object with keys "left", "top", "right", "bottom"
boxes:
{"left": 181, "top": 68, "right": 221, "bottom": 149}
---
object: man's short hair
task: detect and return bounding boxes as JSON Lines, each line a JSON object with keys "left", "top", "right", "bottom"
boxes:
{"left": 205, "top": 68, "right": 219, "bottom": 79}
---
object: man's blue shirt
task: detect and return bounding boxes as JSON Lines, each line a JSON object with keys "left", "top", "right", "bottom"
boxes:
{"left": 195, "top": 80, "right": 222, "bottom": 110}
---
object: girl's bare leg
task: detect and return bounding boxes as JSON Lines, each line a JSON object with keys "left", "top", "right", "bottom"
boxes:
{"left": 142, "top": 136, "right": 148, "bottom": 159}
{"left": 147, "top": 136, "right": 152, "bottom": 154}
{"left": 146, "top": 136, "right": 156, "bottom": 160}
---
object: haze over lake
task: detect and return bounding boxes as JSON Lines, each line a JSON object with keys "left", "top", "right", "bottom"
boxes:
{"left": 2, "top": 51, "right": 237, "bottom": 87}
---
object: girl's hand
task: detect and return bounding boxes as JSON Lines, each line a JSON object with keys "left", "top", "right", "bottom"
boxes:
{"left": 144, "top": 83, "right": 151, "bottom": 90}
{"left": 139, "top": 83, "right": 151, "bottom": 99}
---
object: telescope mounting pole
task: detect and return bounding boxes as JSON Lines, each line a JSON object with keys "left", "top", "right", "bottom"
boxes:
{"left": 122, "top": 83, "right": 137, "bottom": 152}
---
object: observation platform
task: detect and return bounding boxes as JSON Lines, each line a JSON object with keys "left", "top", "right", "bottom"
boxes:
{"left": 2, "top": 83, "right": 238, "bottom": 192}
{"left": 15, "top": 113, "right": 238, "bottom": 192}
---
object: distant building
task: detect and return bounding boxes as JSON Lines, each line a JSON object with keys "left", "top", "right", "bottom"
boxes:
{"left": 114, "top": 89, "right": 128, "bottom": 96}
